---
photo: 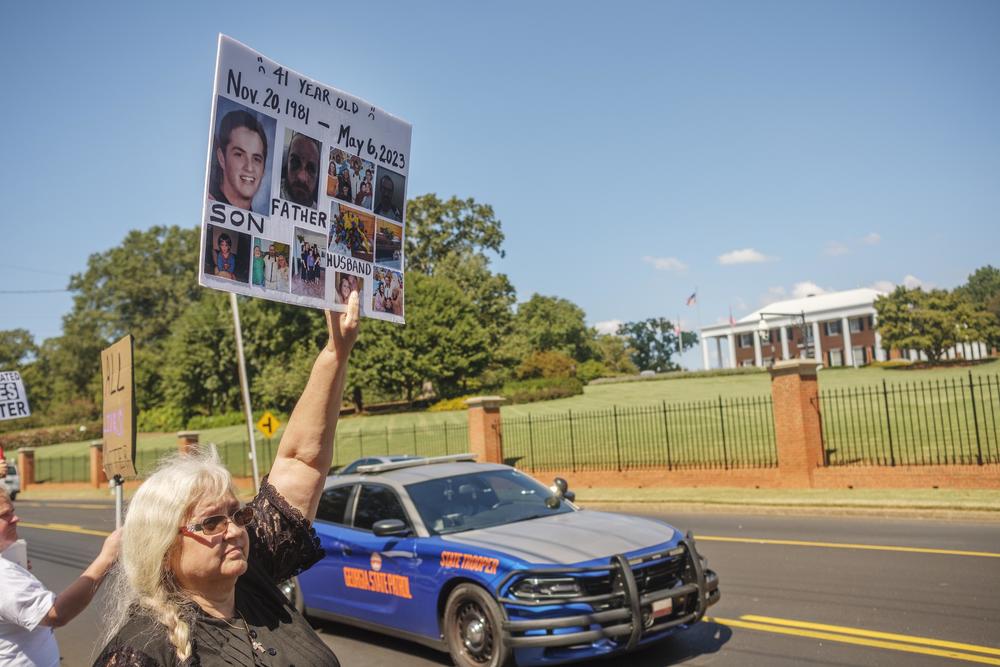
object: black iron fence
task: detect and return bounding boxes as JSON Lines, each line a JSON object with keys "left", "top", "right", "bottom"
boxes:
{"left": 502, "top": 397, "right": 778, "bottom": 472}
{"left": 819, "top": 372, "right": 1000, "bottom": 466}
{"left": 34, "top": 454, "right": 90, "bottom": 483}
{"left": 333, "top": 422, "right": 469, "bottom": 463}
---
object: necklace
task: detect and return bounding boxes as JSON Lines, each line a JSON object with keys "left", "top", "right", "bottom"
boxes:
{"left": 217, "top": 613, "right": 266, "bottom": 655}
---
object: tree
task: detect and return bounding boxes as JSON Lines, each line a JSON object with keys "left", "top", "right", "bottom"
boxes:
{"left": 405, "top": 195, "right": 517, "bottom": 382}
{"left": 0, "top": 330, "right": 37, "bottom": 369}
{"left": 875, "top": 287, "right": 1000, "bottom": 363}
{"left": 617, "top": 318, "right": 697, "bottom": 372}
{"left": 594, "top": 334, "right": 639, "bottom": 376}
{"left": 350, "top": 273, "right": 490, "bottom": 402}
{"left": 404, "top": 195, "right": 505, "bottom": 274}
{"left": 959, "top": 265, "right": 1000, "bottom": 348}
{"left": 504, "top": 295, "right": 597, "bottom": 363}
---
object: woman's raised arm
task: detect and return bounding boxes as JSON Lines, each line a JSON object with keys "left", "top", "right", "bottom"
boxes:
{"left": 267, "top": 291, "right": 359, "bottom": 520}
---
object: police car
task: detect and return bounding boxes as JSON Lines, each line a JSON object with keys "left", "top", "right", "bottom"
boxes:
{"left": 298, "top": 454, "right": 720, "bottom": 667}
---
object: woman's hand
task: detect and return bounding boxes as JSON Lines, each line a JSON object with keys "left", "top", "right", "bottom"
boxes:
{"left": 325, "top": 289, "right": 360, "bottom": 359}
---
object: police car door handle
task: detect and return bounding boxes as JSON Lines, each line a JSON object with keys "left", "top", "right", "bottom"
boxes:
{"left": 341, "top": 544, "right": 353, "bottom": 556}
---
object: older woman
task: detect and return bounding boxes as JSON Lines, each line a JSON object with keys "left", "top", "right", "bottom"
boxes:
{"left": 94, "top": 294, "right": 359, "bottom": 666}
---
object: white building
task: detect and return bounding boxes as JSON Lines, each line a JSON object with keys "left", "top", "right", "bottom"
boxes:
{"left": 699, "top": 288, "right": 991, "bottom": 370}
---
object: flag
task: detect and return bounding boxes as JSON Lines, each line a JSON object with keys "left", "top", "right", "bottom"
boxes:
{"left": 685, "top": 291, "right": 697, "bottom": 306}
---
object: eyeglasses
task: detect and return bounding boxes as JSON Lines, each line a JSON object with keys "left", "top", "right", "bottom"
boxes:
{"left": 183, "top": 506, "right": 254, "bottom": 536}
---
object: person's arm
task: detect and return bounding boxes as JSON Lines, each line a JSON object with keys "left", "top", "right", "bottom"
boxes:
{"left": 267, "top": 292, "right": 359, "bottom": 520}
{"left": 40, "top": 528, "right": 121, "bottom": 628}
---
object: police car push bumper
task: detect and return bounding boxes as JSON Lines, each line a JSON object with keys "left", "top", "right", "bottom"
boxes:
{"left": 496, "top": 535, "right": 720, "bottom": 650}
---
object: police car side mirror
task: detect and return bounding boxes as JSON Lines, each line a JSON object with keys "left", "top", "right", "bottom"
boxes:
{"left": 372, "top": 519, "right": 411, "bottom": 537}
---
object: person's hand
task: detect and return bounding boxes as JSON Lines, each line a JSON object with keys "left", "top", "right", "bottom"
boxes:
{"left": 98, "top": 528, "right": 123, "bottom": 569}
{"left": 325, "top": 290, "right": 360, "bottom": 359}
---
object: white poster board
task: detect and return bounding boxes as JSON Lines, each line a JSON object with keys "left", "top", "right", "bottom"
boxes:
{"left": 199, "top": 35, "right": 411, "bottom": 323}
{"left": 0, "top": 371, "right": 31, "bottom": 421}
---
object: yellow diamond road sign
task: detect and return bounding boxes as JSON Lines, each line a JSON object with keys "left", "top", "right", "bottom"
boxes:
{"left": 256, "top": 411, "right": 281, "bottom": 439}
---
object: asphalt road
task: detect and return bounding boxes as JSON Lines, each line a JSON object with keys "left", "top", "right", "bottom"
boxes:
{"left": 11, "top": 500, "right": 1000, "bottom": 667}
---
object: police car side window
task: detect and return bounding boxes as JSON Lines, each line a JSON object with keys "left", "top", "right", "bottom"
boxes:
{"left": 353, "top": 484, "right": 408, "bottom": 531}
{"left": 316, "top": 484, "right": 353, "bottom": 524}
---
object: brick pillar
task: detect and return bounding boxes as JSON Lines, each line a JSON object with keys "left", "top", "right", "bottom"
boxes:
{"left": 89, "top": 441, "right": 108, "bottom": 488}
{"left": 768, "top": 360, "right": 824, "bottom": 487}
{"left": 17, "top": 449, "right": 35, "bottom": 492}
{"left": 177, "top": 431, "right": 200, "bottom": 454}
{"left": 465, "top": 396, "right": 506, "bottom": 464}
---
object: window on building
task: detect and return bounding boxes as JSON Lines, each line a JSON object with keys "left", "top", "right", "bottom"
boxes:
{"left": 739, "top": 333, "right": 754, "bottom": 348}
{"left": 740, "top": 359, "right": 755, "bottom": 367}
{"left": 852, "top": 346, "right": 867, "bottom": 366}
{"left": 824, "top": 320, "right": 842, "bottom": 336}
{"left": 849, "top": 318, "right": 864, "bottom": 334}
{"left": 828, "top": 348, "right": 843, "bottom": 367}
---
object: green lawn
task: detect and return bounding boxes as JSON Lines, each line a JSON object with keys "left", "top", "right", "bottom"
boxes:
{"left": 28, "top": 359, "right": 1000, "bottom": 478}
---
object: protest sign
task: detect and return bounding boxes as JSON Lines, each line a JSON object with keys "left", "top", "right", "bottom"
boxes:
{"left": 101, "top": 335, "right": 137, "bottom": 479}
{"left": 199, "top": 35, "right": 411, "bottom": 323}
{"left": 0, "top": 371, "right": 31, "bottom": 421}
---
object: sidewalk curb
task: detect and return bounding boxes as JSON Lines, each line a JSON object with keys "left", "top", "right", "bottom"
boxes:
{"left": 579, "top": 500, "right": 1000, "bottom": 521}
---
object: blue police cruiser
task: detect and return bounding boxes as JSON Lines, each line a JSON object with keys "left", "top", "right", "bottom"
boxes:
{"left": 297, "top": 454, "right": 720, "bottom": 667}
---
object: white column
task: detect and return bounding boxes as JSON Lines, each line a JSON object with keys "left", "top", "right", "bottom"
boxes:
{"left": 727, "top": 333, "right": 737, "bottom": 368}
{"left": 872, "top": 313, "right": 884, "bottom": 362}
{"left": 842, "top": 316, "right": 854, "bottom": 367}
{"left": 715, "top": 337, "right": 723, "bottom": 369}
{"left": 779, "top": 326, "right": 790, "bottom": 360}
{"left": 701, "top": 336, "right": 711, "bottom": 370}
{"left": 753, "top": 332, "right": 763, "bottom": 367}
{"left": 812, "top": 321, "right": 823, "bottom": 365}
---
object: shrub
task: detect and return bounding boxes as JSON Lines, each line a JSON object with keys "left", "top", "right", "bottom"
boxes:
{"left": 428, "top": 395, "right": 478, "bottom": 412}
{"left": 137, "top": 405, "right": 186, "bottom": 432}
{"left": 516, "top": 350, "right": 577, "bottom": 379}
{"left": 869, "top": 360, "right": 914, "bottom": 369}
{"left": 187, "top": 411, "right": 250, "bottom": 430}
{"left": 501, "top": 377, "right": 584, "bottom": 404}
{"left": 0, "top": 421, "right": 103, "bottom": 450}
{"left": 576, "top": 359, "right": 609, "bottom": 384}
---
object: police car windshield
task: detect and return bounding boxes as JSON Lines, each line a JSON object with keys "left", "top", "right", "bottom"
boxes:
{"left": 405, "top": 469, "right": 574, "bottom": 535}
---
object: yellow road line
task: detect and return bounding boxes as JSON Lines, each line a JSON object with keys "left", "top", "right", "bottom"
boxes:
{"left": 17, "top": 502, "right": 111, "bottom": 510}
{"left": 698, "top": 535, "right": 1000, "bottom": 558}
{"left": 19, "top": 522, "right": 110, "bottom": 537}
{"left": 740, "top": 615, "right": 1000, "bottom": 656}
{"left": 708, "top": 616, "right": 1000, "bottom": 665}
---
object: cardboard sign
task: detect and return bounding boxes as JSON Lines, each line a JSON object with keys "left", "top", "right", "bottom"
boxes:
{"left": 102, "top": 335, "right": 137, "bottom": 479}
{"left": 256, "top": 411, "right": 281, "bottom": 439}
{"left": 198, "top": 35, "right": 412, "bottom": 324}
{"left": 0, "top": 371, "right": 31, "bottom": 421}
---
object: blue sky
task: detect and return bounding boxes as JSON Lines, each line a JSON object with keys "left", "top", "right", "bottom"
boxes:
{"left": 2, "top": 1, "right": 998, "bottom": 369}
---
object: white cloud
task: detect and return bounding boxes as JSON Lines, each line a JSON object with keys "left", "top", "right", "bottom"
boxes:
{"left": 759, "top": 286, "right": 786, "bottom": 306}
{"left": 792, "top": 281, "right": 829, "bottom": 299}
{"left": 902, "top": 274, "right": 924, "bottom": 289}
{"left": 870, "top": 280, "right": 896, "bottom": 293}
{"left": 641, "top": 255, "right": 687, "bottom": 272}
{"left": 593, "top": 319, "right": 623, "bottom": 336}
{"left": 717, "top": 248, "right": 772, "bottom": 265}
{"left": 863, "top": 232, "right": 881, "bottom": 245}
{"left": 824, "top": 241, "right": 849, "bottom": 257}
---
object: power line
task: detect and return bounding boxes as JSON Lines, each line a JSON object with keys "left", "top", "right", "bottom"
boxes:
{"left": 0, "top": 289, "right": 69, "bottom": 294}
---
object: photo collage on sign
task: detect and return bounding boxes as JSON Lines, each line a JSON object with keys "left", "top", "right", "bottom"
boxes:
{"left": 199, "top": 37, "right": 411, "bottom": 321}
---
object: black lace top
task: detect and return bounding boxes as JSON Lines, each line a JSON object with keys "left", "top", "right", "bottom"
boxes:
{"left": 93, "top": 478, "right": 340, "bottom": 667}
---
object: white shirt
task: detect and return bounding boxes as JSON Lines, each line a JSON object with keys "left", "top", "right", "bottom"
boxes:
{"left": 0, "top": 558, "right": 59, "bottom": 667}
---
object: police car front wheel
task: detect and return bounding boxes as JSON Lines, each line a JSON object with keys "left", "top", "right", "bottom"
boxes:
{"left": 444, "top": 584, "right": 513, "bottom": 667}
